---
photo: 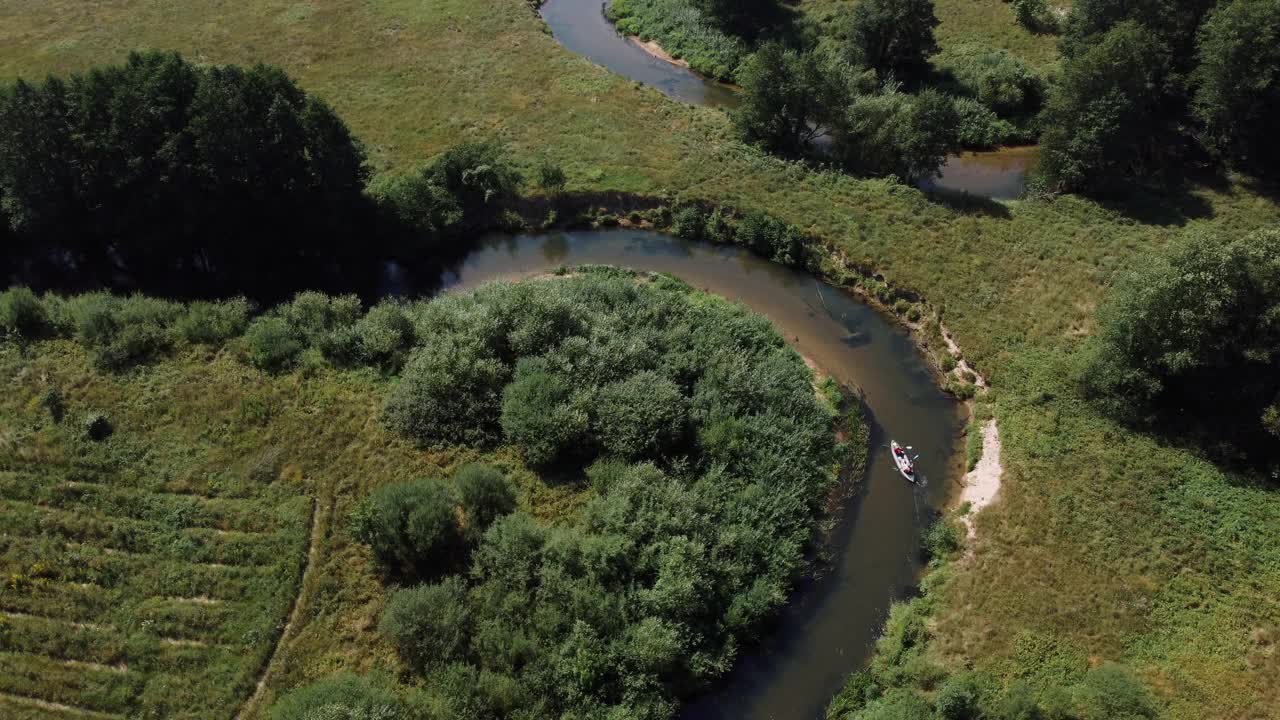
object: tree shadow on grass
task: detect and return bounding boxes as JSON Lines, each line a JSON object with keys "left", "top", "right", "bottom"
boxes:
{"left": 920, "top": 189, "right": 1013, "bottom": 219}
{"left": 1089, "top": 172, "right": 1223, "bottom": 227}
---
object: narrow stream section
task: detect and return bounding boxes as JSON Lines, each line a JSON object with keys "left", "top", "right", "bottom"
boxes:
{"left": 389, "top": 230, "right": 965, "bottom": 720}
{"left": 539, "top": 0, "right": 1037, "bottom": 198}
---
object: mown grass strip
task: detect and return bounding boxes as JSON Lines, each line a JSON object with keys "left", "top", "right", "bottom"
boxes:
{"left": 0, "top": 499, "right": 303, "bottom": 566}
{"left": 0, "top": 692, "right": 124, "bottom": 720}
{"left": 0, "top": 651, "right": 142, "bottom": 715}
{"left": 0, "top": 477, "right": 288, "bottom": 534}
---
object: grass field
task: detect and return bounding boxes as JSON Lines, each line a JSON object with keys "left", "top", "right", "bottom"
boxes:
{"left": 1, "top": 0, "right": 1278, "bottom": 718}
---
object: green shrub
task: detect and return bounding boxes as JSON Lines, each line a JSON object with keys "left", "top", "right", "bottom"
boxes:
{"left": 279, "top": 291, "right": 361, "bottom": 344}
{"left": 858, "top": 687, "right": 934, "bottom": 720}
{"left": 354, "top": 301, "right": 415, "bottom": 370}
{"left": 244, "top": 316, "right": 305, "bottom": 372}
{"left": 936, "top": 672, "right": 981, "bottom": 720}
{"left": 738, "top": 210, "right": 804, "bottom": 265}
{"left": 838, "top": 88, "right": 961, "bottom": 181}
{"left": 894, "top": 299, "right": 912, "bottom": 315}
{"left": 455, "top": 463, "right": 516, "bottom": 537}
{"left": 1072, "top": 663, "right": 1155, "bottom": 719}
{"left": 423, "top": 142, "right": 521, "bottom": 218}
{"left": 40, "top": 387, "right": 64, "bottom": 422}
{"left": 384, "top": 337, "right": 509, "bottom": 446}
{"left": 593, "top": 370, "right": 687, "bottom": 460}
{"left": 0, "top": 286, "right": 47, "bottom": 338}
{"left": 922, "top": 519, "right": 961, "bottom": 560}
{"left": 270, "top": 672, "right": 407, "bottom": 720}
{"left": 349, "top": 479, "right": 466, "bottom": 579}
{"left": 501, "top": 359, "right": 590, "bottom": 466}
{"left": 174, "top": 298, "right": 252, "bottom": 345}
{"left": 536, "top": 161, "right": 567, "bottom": 195}
{"left": 83, "top": 412, "right": 112, "bottom": 441}
{"left": 379, "top": 576, "right": 471, "bottom": 673}
{"left": 1011, "top": 0, "right": 1058, "bottom": 34}
{"left": 368, "top": 171, "right": 463, "bottom": 236}
{"left": 940, "top": 354, "right": 958, "bottom": 373}
{"left": 670, "top": 205, "right": 708, "bottom": 241}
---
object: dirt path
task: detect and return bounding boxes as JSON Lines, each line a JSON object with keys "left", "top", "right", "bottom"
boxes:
{"left": 959, "top": 419, "right": 1002, "bottom": 539}
{"left": 235, "top": 499, "right": 321, "bottom": 720}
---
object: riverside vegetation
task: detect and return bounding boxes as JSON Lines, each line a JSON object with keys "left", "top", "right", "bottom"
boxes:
{"left": 2, "top": 0, "right": 1280, "bottom": 718}
{"left": 0, "top": 267, "right": 858, "bottom": 719}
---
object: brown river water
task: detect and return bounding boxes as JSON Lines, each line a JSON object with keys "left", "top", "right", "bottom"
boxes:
{"left": 387, "top": 229, "right": 966, "bottom": 720}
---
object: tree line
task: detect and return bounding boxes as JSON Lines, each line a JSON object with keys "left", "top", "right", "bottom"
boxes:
{"left": 0, "top": 52, "right": 525, "bottom": 298}
{"left": 723, "top": 0, "right": 1280, "bottom": 193}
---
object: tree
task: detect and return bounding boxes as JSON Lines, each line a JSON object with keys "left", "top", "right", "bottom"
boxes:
{"left": 383, "top": 336, "right": 510, "bottom": 446}
{"left": 0, "top": 51, "right": 369, "bottom": 291}
{"left": 593, "top": 371, "right": 688, "bottom": 460}
{"left": 843, "top": 0, "right": 940, "bottom": 84}
{"left": 1192, "top": 0, "right": 1280, "bottom": 175}
{"left": 0, "top": 286, "right": 47, "bottom": 338}
{"left": 693, "top": 0, "right": 781, "bottom": 36}
{"left": 350, "top": 479, "right": 467, "bottom": 579}
{"left": 732, "top": 43, "right": 846, "bottom": 156}
{"left": 423, "top": 142, "right": 521, "bottom": 220}
{"left": 455, "top": 463, "right": 516, "bottom": 537}
{"left": 1039, "top": 22, "right": 1172, "bottom": 192}
{"left": 836, "top": 88, "right": 960, "bottom": 181}
{"left": 1087, "top": 228, "right": 1280, "bottom": 462}
{"left": 380, "top": 577, "right": 472, "bottom": 673}
{"left": 500, "top": 359, "right": 590, "bottom": 467}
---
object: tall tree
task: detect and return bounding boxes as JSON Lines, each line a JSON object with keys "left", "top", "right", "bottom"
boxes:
{"left": 1039, "top": 21, "right": 1172, "bottom": 192}
{"left": 843, "top": 0, "right": 940, "bottom": 84}
{"left": 732, "top": 43, "right": 846, "bottom": 156}
{"left": 1192, "top": 0, "right": 1280, "bottom": 176}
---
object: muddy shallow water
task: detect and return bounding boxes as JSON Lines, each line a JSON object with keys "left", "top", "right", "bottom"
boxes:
{"left": 386, "top": 229, "right": 966, "bottom": 720}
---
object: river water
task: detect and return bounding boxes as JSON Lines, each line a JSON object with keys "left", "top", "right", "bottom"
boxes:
{"left": 539, "top": 0, "right": 1036, "bottom": 198}
{"left": 391, "top": 229, "right": 965, "bottom": 720}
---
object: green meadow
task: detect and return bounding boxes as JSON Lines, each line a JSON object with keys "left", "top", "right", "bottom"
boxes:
{"left": 1, "top": 0, "right": 1278, "bottom": 718}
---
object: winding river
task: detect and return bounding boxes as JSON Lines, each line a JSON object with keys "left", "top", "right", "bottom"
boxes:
{"left": 388, "top": 229, "right": 966, "bottom": 720}
{"left": 539, "top": 0, "right": 1037, "bottom": 199}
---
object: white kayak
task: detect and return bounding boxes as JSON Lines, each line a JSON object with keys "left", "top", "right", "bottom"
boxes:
{"left": 891, "top": 441, "right": 917, "bottom": 482}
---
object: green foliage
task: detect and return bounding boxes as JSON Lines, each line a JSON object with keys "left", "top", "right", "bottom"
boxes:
{"left": 0, "top": 51, "right": 368, "bottom": 289}
{"left": 837, "top": 88, "right": 961, "bottom": 181}
{"left": 173, "top": 297, "right": 252, "bottom": 345}
{"left": 1039, "top": 22, "right": 1172, "bottom": 193}
{"left": 1192, "top": 0, "right": 1280, "bottom": 175}
{"left": 537, "top": 161, "right": 568, "bottom": 196}
{"left": 935, "top": 44, "right": 1045, "bottom": 119}
{"left": 65, "top": 293, "right": 183, "bottom": 372}
{"left": 842, "top": 0, "right": 940, "bottom": 83}
{"left": 733, "top": 43, "right": 847, "bottom": 156}
{"left": 244, "top": 316, "right": 305, "bottom": 372}
{"left": 0, "top": 286, "right": 46, "bottom": 338}
{"left": 367, "top": 171, "right": 463, "bottom": 237}
{"left": 1010, "top": 0, "right": 1057, "bottom": 34}
{"left": 608, "top": 0, "right": 749, "bottom": 80}
{"left": 379, "top": 577, "right": 472, "bottom": 673}
{"left": 738, "top": 210, "right": 805, "bottom": 265}
{"left": 82, "top": 411, "right": 112, "bottom": 441}
{"left": 500, "top": 358, "right": 589, "bottom": 467}
{"left": 921, "top": 518, "right": 960, "bottom": 560}
{"left": 374, "top": 271, "right": 839, "bottom": 718}
{"left": 384, "top": 335, "right": 510, "bottom": 447}
{"left": 1070, "top": 663, "right": 1155, "bottom": 720}
{"left": 934, "top": 673, "right": 980, "bottom": 720}
{"left": 40, "top": 387, "right": 65, "bottom": 422}
{"left": 422, "top": 142, "right": 521, "bottom": 219}
{"left": 1086, "top": 227, "right": 1280, "bottom": 462}
{"left": 271, "top": 673, "right": 408, "bottom": 720}
{"left": 692, "top": 0, "right": 781, "bottom": 35}
{"left": 455, "top": 464, "right": 516, "bottom": 537}
{"left": 594, "top": 370, "right": 687, "bottom": 460}
{"left": 349, "top": 478, "right": 466, "bottom": 580}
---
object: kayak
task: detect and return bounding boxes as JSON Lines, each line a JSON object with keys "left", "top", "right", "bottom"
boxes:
{"left": 891, "top": 440, "right": 916, "bottom": 482}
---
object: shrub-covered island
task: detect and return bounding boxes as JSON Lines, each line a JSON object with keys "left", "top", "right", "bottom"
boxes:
{"left": 0, "top": 268, "right": 862, "bottom": 718}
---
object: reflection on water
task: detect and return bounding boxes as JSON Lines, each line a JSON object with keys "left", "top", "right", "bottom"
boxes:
{"left": 413, "top": 229, "right": 964, "bottom": 720}
{"left": 540, "top": 0, "right": 740, "bottom": 108}
{"left": 920, "top": 146, "right": 1040, "bottom": 200}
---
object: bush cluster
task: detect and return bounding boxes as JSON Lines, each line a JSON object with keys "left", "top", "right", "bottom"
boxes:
{"left": 609, "top": 0, "right": 751, "bottom": 80}
{"left": 366, "top": 270, "right": 838, "bottom": 718}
